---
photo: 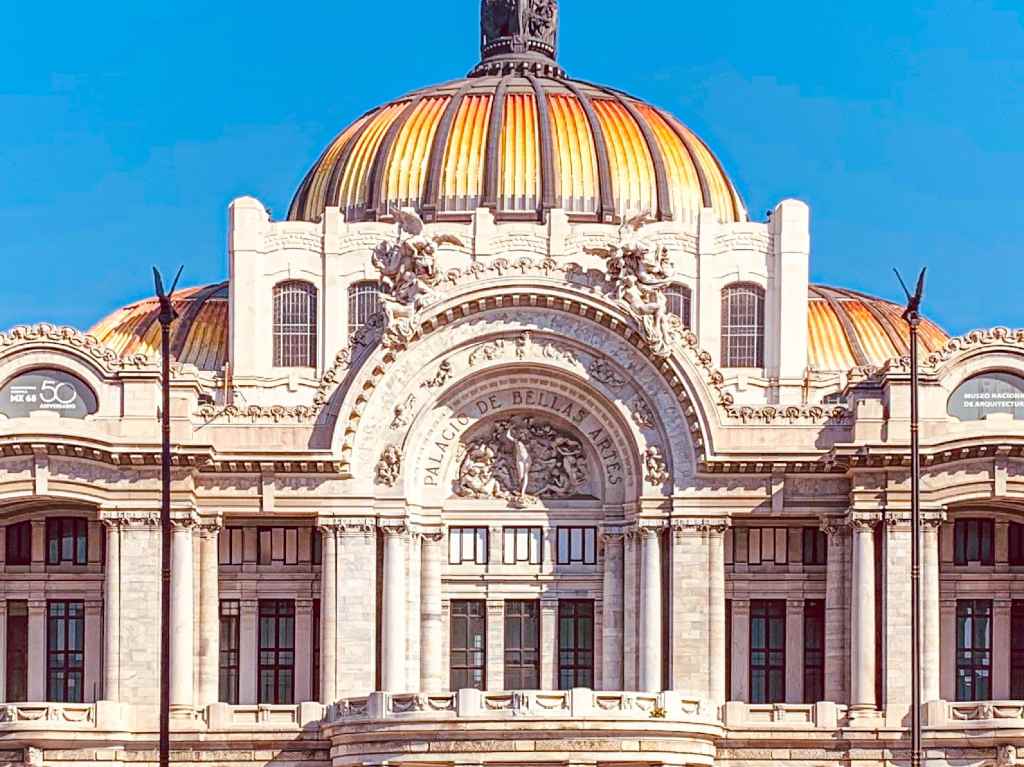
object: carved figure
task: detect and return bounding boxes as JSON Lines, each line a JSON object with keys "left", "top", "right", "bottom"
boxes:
{"left": 999, "top": 745, "right": 1020, "bottom": 767}
{"left": 372, "top": 208, "right": 464, "bottom": 346}
{"left": 421, "top": 359, "right": 453, "bottom": 389}
{"left": 644, "top": 445, "right": 670, "bottom": 486}
{"left": 375, "top": 446, "right": 402, "bottom": 487}
{"left": 587, "top": 211, "right": 682, "bottom": 357}
{"left": 454, "top": 416, "right": 591, "bottom": 505}
{"left": 25, "top": 747, "right": 44, "bottom": 767}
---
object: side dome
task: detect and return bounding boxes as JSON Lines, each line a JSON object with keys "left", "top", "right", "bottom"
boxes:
{"left": 807, "top": 285, "right": 949, "bottom": 372}
{"left": 288, "top": 2, "right": 745, "bottom": 226}
{"left": 87, "top": 282, "right": 228, "bottom": 372}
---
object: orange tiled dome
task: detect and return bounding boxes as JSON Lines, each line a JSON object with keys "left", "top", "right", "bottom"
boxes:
{"left": 87, "top": 282, "right": 228, "bottom": 372}
{"left": 807, "top": 285, "right": 948, "bottom": 371}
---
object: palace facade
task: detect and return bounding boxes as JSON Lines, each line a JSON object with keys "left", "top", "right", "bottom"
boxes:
{"left": 2, "top": 2, "right": 1024, "bottom": 766}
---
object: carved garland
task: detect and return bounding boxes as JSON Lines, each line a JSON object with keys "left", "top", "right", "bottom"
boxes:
{"left": 0, "top": 323, "right": 153, "bottom": 372}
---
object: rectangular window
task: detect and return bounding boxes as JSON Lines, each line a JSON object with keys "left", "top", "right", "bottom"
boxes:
{"left": 802, "top": 528, "right": 827, "bottom": 565}
{"left": 450, "top": 600, "right": 486, "bottom": 690}
{"left": 556, "top": 527, "right": 597, "bottom": 565}
{"left": 312, "top": 530, "right": 322, "bottom": 565}
{"left": 1012, "top": 601, "right": 1024, "bottom": 698}
{"left": 737, "top": 527, "right": 789, "bottom": 566}
{"left": 1010, "top": 523, "right": 1024, "bottom": 566}
{"left": 258, "top": 599, "right": 295, "bottom": 704}
{"left": 6, "top": 601, "right": 27, "bottom": 702}
{"left": 956, "top": 599, "right": 992, "bottom": 701}
{"left": 504, "top": 600, "right": 540, "bottom": 689}
{"left": 312, "top": 599, "right": 321, "bottom": 702}
{"left": 257, "top": 527, "right": 299, "bottom": 566}
{"left": 502, "top": 527, "right": 543, "bottom": 565}
{"left": 448, "top": 527, "right": 489, "bottom": 565}
{"left": 219, "top": 600, "right": 240, "bottom": 704}
{"left": 47, "top": 600, "right": 85, "bottom": 702}
{"left": 5, "top": 522, "right": 31, "bottom": 565}
{"left": 558, "top": 600, "right": 594, "bottom": 690}
{"left": 218, "top": 528, "right": 244, "bottom": 566}
{"left": 803, "top": 599, "right": 825, "bottom": 703}
{"left": 749, "top": 599, "right": 785, "bottom": 704}
{"left": 45, "top": 518, "right": 87, "bottom": 566}
{"left": 954, "top": 519, "right": 995, "bottom": 565}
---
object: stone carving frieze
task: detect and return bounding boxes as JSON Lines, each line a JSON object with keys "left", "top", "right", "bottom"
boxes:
{"left": 467, "top": 331, "right": 579, "bottom": 370}
{"left": 420, "top": 359, "right": 453, "bottom": 389}
{"left": 630, "top": 396, "right": 656, "bottom": 429}
{"left": 390, "top": 394, "right": 417, "bottom": 430}
{"left": 0, "top": 323, "right": 152, "bottom": 371}
{"left": 587, "top": 356, "right": 626, "bottom": 390}
{"left": 455, "top": 415, "right": 590, "bottom": 507}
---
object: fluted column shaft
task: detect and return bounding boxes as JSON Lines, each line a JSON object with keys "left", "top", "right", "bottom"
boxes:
{"left": 196, "top": 521, "right": 220, "bottom": 707}
{"left": 102, "top": 520, "right": 121, "bottom": 701}
{"left": 850, "top": 518, "right": 877, "bottom": 713}
{"left": 319, "top": 524, "right": 338, "bottom": 703}
{"left": 922, "top": 515, "right": 943, "bottom": 703}
{"left": 821, "top": 519, "right": 849, "bottom": 704}
{"left": 601, "top": 532, "right": 625, "bottom": 690}
{"left": 640, "top": 527, "right": 662, "bottom": 692}
{"left": 707, "top": 523, "right": 727, "bottom": 706}
{"left": 420, "top": 531, "right": 444, "bottom": 691}
{"left": 170, "top": 519, "right": 195, "bottom": 709}
{"left": 382, "top": 524, "right": 408, "bottom": 692}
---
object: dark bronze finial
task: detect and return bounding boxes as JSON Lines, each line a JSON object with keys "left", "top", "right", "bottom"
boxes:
{"left": 471, "top": 0, "right": 564, "bottom": 78}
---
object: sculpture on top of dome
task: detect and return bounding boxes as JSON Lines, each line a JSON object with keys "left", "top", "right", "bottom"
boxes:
{"left": 587, "top": 212, "right": 682, "bottom": 358}
{"left": 477, "top": 0, "right": 559, "bottom": 75}
{"left": 372, "top": 208, "right": 464, "bottom": 347}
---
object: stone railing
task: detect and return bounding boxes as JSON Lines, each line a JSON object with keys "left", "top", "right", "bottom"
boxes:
{"left": 721, "top": 701, "right": 847, "bottom": 729}
{"left": 0, "top": 702, "right": 98, "bottom": 728}
{"left": 206, "top": 701, "right": 325, "bottom": 731}
{"left": 927, "top": 700, "right": 1024, "bottom": 727}
{"left": 329, "top": 689, "right": 713, "bottom": 723}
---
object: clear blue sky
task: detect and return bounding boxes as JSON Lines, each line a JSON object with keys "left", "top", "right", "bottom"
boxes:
{"left": 1, "top": 1, "right": 1021, "bottom": 335}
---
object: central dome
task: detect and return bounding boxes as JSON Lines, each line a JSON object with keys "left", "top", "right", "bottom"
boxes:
{"left": 288, "top": 1, "right": 746, "bottom": 226}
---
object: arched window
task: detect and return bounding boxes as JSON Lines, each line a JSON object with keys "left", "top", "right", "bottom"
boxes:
{"left": 665, "top": 283, "right": 692, "bottom": 328}
{"left": 721, "top": 283, "right": 765, "bottom": 368}
{"left": 272, "top": 281, "right": 318, "bottom": 368}
{"left": 348, "top": 280, "right": 381, "bottom": 338}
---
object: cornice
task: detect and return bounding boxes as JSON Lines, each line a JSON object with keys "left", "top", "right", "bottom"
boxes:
{"left": 0, "top": 323, "right": 154, "bottom": 372}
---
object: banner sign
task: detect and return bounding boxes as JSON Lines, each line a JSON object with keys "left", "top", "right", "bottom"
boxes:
{"left": 0, "top": 369, "right": 98, "bottom": 419}
{"left": 947, "top": 371, "right": 1024, "bottom": 421}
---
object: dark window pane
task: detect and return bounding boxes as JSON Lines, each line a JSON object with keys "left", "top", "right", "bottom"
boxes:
{"left": 558, "top": 600, "right": 594, "bottom": 690}
{"left": 955, "top": 600, "right": 993, "bottom": 702}
{"left": 273, "top": 281, "right": 317, "bottom": 367}
{"left": 450, "top": 600, "right": 486, "bottom": 691}
{"left": 749, "top": 599, "right": 786, "bottom": 704}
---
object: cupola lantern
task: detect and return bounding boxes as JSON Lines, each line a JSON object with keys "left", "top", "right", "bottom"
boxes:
{"left": 471, "top": 0, "right": 563, "bottom": 77}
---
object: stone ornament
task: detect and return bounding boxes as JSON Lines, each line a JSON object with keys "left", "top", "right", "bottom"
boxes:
{"left": 587, "top": 356, "right": 625, "bottom": 390}
{"left": 375, "top": 446, "right": 402, "bottom": 487}
{"left": 587, "top": 212, "right": 684, "bottom": 358}
{"left": 643, "top": 445, "right": 670, "bottom": 486}
{"left": 372, "top": 208, "right": 464, "bottom": 348}
{"left": 630, "top": 396, "right": 656, "bottom": 429}
{"left": 998, "top": 744, "right": 1021, "bottom": 767}
{"left": 0, "top": 323, "right": 153, "bottom": 371}
{"left": 390, "top": 394, "right": 417, "bottom": 430}
{"left": 454, "top": 415, "right": 590, "bottom": 506}
{"left": 467, "top": 331, "right": 578, "bottom": 369}
{"left": 25, "top": 746, "right": 44, "bottom": 767}
{"left": 420, "top": 359, "right": 453, "bottom": 389}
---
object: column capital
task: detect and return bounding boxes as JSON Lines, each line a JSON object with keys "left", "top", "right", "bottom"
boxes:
{"left": 921, "top": 510, "right": 948, "bottom": 529}
{"left": 670, "top": 517, "right": 730, "bottom": 537}
{"left": 170, "top": 513, "right": 198, "bottom": 531}
{"left": 101, "top": 511, "right": 161, "bottom": 529}
{"left": 849, "top": 512, "right": 881, "bottom": 531}
{"left": 818, "top": 515, "right": 850, "bottom": 538}
{"left": 318, "top": 517, "right": 376, "bottom": 537}
{"left": 786, "top": 598, "right": 805, "bottom": 614}
{"left": 378, "top": 520, "right": 408, "bottom": 537}
{"left": 600, "top": 529, "right": 626, "bottom": 545}
{"left": 413, "top": 525, "right": 446, "bottom": 543}
{"left": 195, "top": 516, "right": 223, "bottom": 538}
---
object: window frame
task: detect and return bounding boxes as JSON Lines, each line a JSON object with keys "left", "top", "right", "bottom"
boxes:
{"left": 955, "top": 599, "right": 992, "bottom": 702}
{"left": 1009, "top": 522, "right": 1024, "bottom": 566}
{"left": 665, "top": 283, "right": 692, "bottom": 329}
{"left": 721, "top": 282, "right": 766, "bottom": 368}
{"left": 347, "top": 280, "right": 381, "bottom": 338}
{"left": 449, "top": 599, "right": 487, "bottom": 691}
{"left": 504, "top": 599, "right": 541, "bottom": 689}
{"left": 502, "top": 527, "right": 543, "bottom": 565}
{"left": 953, "top": 519, "right": 995, "bottom": 566}
{"left": 749, "top": 599, "right": 786, "bottom": 704}
{"left": 5, "top": 521, "right": 32, "bottom": 566}
{"left": 556, "top": 527, "right": 597, "bottom": 566}
{"left": 256, "top": 527, "right": 299, "bottom": 566}
{"left": 448, "top": 527, "right": 489, "bottom": 565}
{"left": 219, "top": 599, "right": 241, "bottom": 704}
{"left": 47, "top": 599, "right": 85, "bottom": 703}
{"left": 257, "top": 599, "right": 296, "bottom": 705}
{"left": 558, "top": 599, "right": 595, "bottom": 690}
{"left": 272, "top": 280, "right": 318, "bottom": 368}
{"left": 801, "top": 527, "right": 828, "bottom": 566}
{"left": 218, "top": 527, "right": 244, "bottom": 566}
{"left": 45, "top": 517, "right": 88, "bottom": 566}
{"left": 802, "top": 599, "right": 825, "bottom": 703}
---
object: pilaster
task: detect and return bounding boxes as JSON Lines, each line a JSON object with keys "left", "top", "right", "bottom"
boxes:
{"left": 486, "top": 600, "right": 504, "bottom": 692}
{"left": 785, "top": 598, "right": 804, "bottom": 704}
{"left": 820, "top": 516, "right": 850, "bottom": 704}
{"left": 600, "top": 530, "right": 625, "bottom": 691}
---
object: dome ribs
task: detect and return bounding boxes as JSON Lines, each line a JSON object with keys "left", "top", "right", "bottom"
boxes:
{"left": 421, "top": 81, "right": 476, "bottom": 221}
{"left": 366, "top": 96, "right": 424, "bottom": 220}
{"left": 169, "top": 282, "right": 229, "bottom": 360}
{"left": 562, "top": 80, "right": 615, "bottom": 222}
{"left": 481, "top": 75, "right": 512, "bottom": 212}
{"left": 808, "top": 286, "right": 871, "bottom": 368}
{"left": 605, "top": 90, "right": 673, "bottom": 222}
{"left": 322, "top": 109, "right": 382, "bottom": 217}
{"left": 655, "top": 109, "right": 712, "bottom": 213}
{"left": 524, "top": 74, "right": 557, "bottom": 215}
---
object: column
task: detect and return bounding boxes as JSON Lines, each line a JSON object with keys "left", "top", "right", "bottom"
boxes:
{"left": 295, "top": 599, "right": 313, "bottom": 702}
{"left": 381, "top": 523, "right": 407, "bottom": 692}
{"left": 336, "top": 520, "right": 377, "bottom": 696}
{"left": 420, "top": 531, "right": 444, "bottom": 691}
{"left": 994, "top": 598, "right": 1012, "bottom": 700}
{"left": 84, "top": 600, "right": 102, "bottom": 702}
{"left": 540, "top": 599, "right": 558, "bottom": 689}
{"left": 785, "top": 599, "right": 804, "bottom": 704}
{"left": 707, "top": 522, "right": 728, "bottom": 706}
{"left": 0, "top": 602, "right": 6, "bottom": 703}
{"left": 27, "top": 600, "right": 45, "bottom": 700}
{"left": 196, "top": 520, "right": 220, "bottom": 707}
{"left": 170, "top": 518, "right": 194, "bottom": 712}
{"left": 939, "top": 600, "right": 956, "bottom": 701}
{"left": 318, "top": 523, "right": 338, "bottom": 703}
{"left": 921, "top": 513, "right": 944, "bottom": 703}
{"left": 622, "top": 532, "right": 639, "bottom": 689}
{"left": 850, "top": 517, "right": 877, "bottom": 714}
{"left": 821, "top": 519, "right": 849, "bottom": 703}
{"left": 883, "top": 514, "right": 912, "bottom": 723}
{"left": 639, "top": 526, "right": 662, "bottom": 692}
{"left": 600, "top": 532, "right": 625, "bottom": 690}
{"left": 239, "top": 600, "right": 258, "bottom": 704}
{"left": 102, "top": 520, "right": 121, "bottom": 701}
{"left": 486, "top": 600, "right": 504, "bottom": 691}
{"left": 730, "top": 599, "right": 750, "bottom": 701}
{"left": 670, "top": 521, "right": 710, "bottom": 700}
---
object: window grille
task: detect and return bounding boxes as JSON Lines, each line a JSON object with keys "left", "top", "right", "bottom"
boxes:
{"left": 803, "top": 600, "right": 825, "bottom": 703}
{"left": 665, "top": 283, "right": 692, "bottom": 328}
{"left": 258, "top": 599, "right": 295, "bottom": 704}
{"left": 348, "top": 281, "right": 381, "bottom": 338}
{"left": 272, "top": 281, "right": 318, "bottom": 367}
{"left": 450, "top": 600, "right": 486, "bottom": 690}
{"left": 721, "top": 283, "right": 765, "bottom": 367}
{"left": 955, "top": 599, "right": 992, "bottom": 701}
{"left": 558, "top": 600, "right": 594, "bottom": 689}
{"left": 749, "top": 599, "right": 786, "bottom": 704}
{"left": 47, "top": 600, "right": 85, "bottom": 702}
{"left": 504, "top": 600, "right": 540, "bottom": 689}
{"left": 219, "top": 600, "right": 240, "bottom": 704}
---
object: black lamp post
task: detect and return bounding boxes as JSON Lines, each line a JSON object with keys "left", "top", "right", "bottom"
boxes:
{"left": 897, "top": 267, "right": 926, "bottom": 767}
{"left": 153, "top": 266, "right": 182, "bottom": 767}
